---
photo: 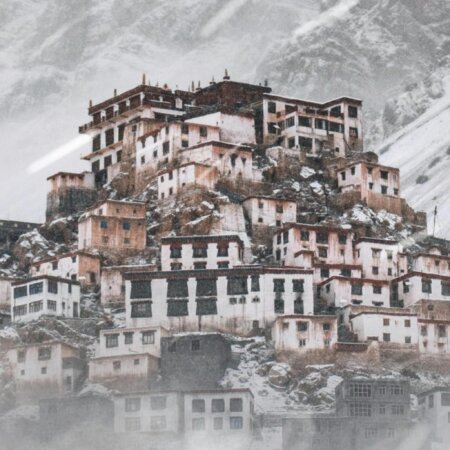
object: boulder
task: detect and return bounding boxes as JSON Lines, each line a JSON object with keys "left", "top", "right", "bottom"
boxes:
{"left": 268, "top": 363, "right": 291, "bottom": 388}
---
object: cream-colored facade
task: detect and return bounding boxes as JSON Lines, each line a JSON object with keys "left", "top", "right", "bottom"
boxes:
{"left": 243, "top": 197, "right": 297, "bottom": 228}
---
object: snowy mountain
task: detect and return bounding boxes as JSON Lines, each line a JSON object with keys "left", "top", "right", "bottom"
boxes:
{"left": 1, "top": 0, "right": 450, "bottom": 237}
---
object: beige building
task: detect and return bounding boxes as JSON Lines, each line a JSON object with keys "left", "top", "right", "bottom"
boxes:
{"left": 157, "top": 162, "right": 218, "bottom": 200}
{"left": 261, "top": 94, "right": 363, "bottom": 157}
{"left": 89, "top": 326, "right": 167, "bottom": 390}
{"left": 31, "top": 251, "right": 101, "bottom": 287}
{"left": 273, "top": 223, "right": 354, "bottom": 266}
{"left": 101, "top": 264, "right": 156, "bottom": 305}
{"left": 7, "top": 341, "right": 83, "bottom": 404}
{"left": 411, "top": 252, "right": 450, "bottom": 276}
{"left": 337, "top": 161, "right": 402, "bottom": 214}
{"left": 180, "top": 141, "right": 254, "bottom": 180}
{"left": 272, "top": 315, "right": 338, "bottom": 352}
{"left": 160, "top": 235, "right": 244, "bottom": 271}
{"left": 243, "top": 197, "right": 297, "bottom": 228}
{"left": 78, "top": 200, "right": 146, "bottom": 252}
{"left": 11, "top": 276, "right": 80, "bottom": 323}
{"left": 354, "top": 238, "right": 407, "bottom": 280}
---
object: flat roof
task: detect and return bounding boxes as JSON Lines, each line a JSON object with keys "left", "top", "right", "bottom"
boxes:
{"left": 318, "top": 276, "right": 389, "bottom": 286}
{"left": 392, "top": 271, "right": 450, "bottom": 283}
{"left": 264, "top": 93, "right": 362, "bottom": 108}
{"left": 12, "top": 275, "right": 81, "bottom": 286}
{"left": 47, "top": 171, "right": 90, "bottom": 180}
{"left": 243, "top": 196, "right": 296, "bottom": 203}
{"left": 161, "top": 234, "right": 243, "bottom": 245}
{"left": 277, "top": 222, "right": 353, "bottom": 234}
{"left": 180, "top": 140, "right": 253, "bottom": 152}
{"left": 31, "top": 251, "right": 101, "bottom": 266}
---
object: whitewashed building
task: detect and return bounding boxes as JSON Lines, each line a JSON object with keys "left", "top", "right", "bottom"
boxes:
{"left": 418, "top": 318, "right": 450, "bottom": 355}
{"left": 354, "top": 238, "right": 407, "bottom": 280}
{"left": 318, "top": 276, "right": 390, "bottom": 308}
{"left": 313, "top": 263, "right": 362, "bottom": 283}
{"left": 11, "top": 276, "right": 80, "bottom": 323}
{"left": 160, "top": 235, "right": 244, "bottom": 271}
{"left": 31, "top": 251, "right": 101, "bottom": 287}
{"left": 272, "top": 315, "right": 338, "bottom": 352}
{"left": 7, "top": 341, "right": 83, "bottom": 404}
{"left": 411, "top": 252, "right": 450, "bottom": 277}
{"left": 124, "top": 266, "right": 314, "bottom": 335}
{"left": 243, "top": 197, "right": 297, "bottom": 228}
{"left": 350, "top": 310, "right": 418, "bottom": 346}
{"left": 273, "top": 223, "right": 354, "bottom": 266}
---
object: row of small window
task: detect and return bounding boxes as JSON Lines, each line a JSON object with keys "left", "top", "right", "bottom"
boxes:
{"left": 349, "top": 403, "right": 405, "bottom": 417}
{"left": 381, "top": 334, "right": 413, "bottom": 344}
{"left": 294, "top": 321, "right": 332, "bottom": 332}
{"left": 322, "top": 283, "right": 384, "bottom": 295}
{"left": 130, "top": 277, "right": 304, "bottom": 299}
{"left": 420, "top": 324, "right": 448, "bottom": 338}
{"left": 348, "top": 384, "right": 404, "bottom": 398}
{"left": 17, "top": 347, "right": 52, "bottom": 363}
{"left": 99, "top": 236, "right": 133, "bottom": 245}
{"left": 14, "top": 281, "right": 59, "bottom": 299}
{"left": 99, "top": 220, "right": 132, "bottom": 230}
{"left": 13, "top": 300, "right": 59, "bottom": 316}
{"left": 298, "top": 338, "right": 331, "bottom": 348}
{"left": 92, "top": 128, "right": 126, "bottom": 152}
{"left": 298, "top": 230, "right": 348, "bottom": 245}
{"left": 267, "top": 102, "right": 358, "bottom": 118}
{"left": 125, "top": 396, "right": 166, "bottom": 412}
{"left": 420, "top": 279, "right": 450, "bottom": 295}
{"left": 170, "top": 246, "right": 230, "bottom": 258}
{"left": 105, "top": 330, "right": 155, "bottom": 347}
{"left": 192, "top": 398, "right": 243, "bottom": 413}
{"left": 123, "top": 416, "right": 244, "bottom": 432}
{"left": 170, "top": 262, "right": 230, "bottom": 270}
{"left": 340, "top": 167, "right": 392, "bottom": 181}
{"left": 423, "top": 392, "right": 450, "bottom": 408}
{"left": 383, "top": 318, "right": 411, "bottom": 327}
{"left": 91, "top": 151, "right": 122, "bottom": 173}
{"left": 268, "top": 118, "right": 355, "bottom": 136}
{"left": 129, "top": 296, "right": 304, "bottom": 318}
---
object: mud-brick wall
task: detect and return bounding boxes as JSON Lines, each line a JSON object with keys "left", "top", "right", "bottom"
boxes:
{"left": 46, "top": 188, "right": 98, "bottom": 221}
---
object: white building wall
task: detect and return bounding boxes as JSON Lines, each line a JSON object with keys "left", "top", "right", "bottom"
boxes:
{"left": 243, "top": 198, "right": 297, "bottom": 227}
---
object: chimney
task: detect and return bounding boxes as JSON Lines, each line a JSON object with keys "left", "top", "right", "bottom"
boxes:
{"left": 196, "top": 81, "right": 201, "bottom": 91}
{"left": 142, "top": 73, "right": 146, "bottom": 85}
{"left": 210, "top": 76, "right": 215, "bottom": 85}
{"left": 264, "top": 79, "right": 269, "bottom": 87}
{"left": 89, "top": 99, "right": 92, "bottom": 108}
{"left": 113, "top": 89, "right": 117, "bottom": 96}
{"left": 191, "top": 81, "right": 195, "bottom": 92}
{"left": 223, "top": 69, "right": 230, "bottom": 80}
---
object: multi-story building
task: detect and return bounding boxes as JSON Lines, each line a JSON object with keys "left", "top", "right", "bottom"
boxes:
{"left": 260, "top": 94, "right": 363, "bottom": 157}
{"left": 7, "top": 341, "right": 83, "bottom": 404}
{"left": 157, "top": 162, "right": 217, "bottom": 200}
{"left": 418, "top": 387, "right": 450, "bottom": 449}
{"left": 417, "top": 318, "right": 450, "bottom": 355}
{"left": 318, "top": 276, "right": 390, "bottom": 308}
{"left": 354, "top": 238, "right": 407, "bottom": 280}
{"left": 273, "top": 223, "right": 354, "bottom": 266}
{"left": 391, "top": 272, "right": 450, "bottom": 307}
{"left": 88, "top": 326, "right": 167, "bottom": 391}
{"left": 159, "top": 333, "right": 231, "bottom": 390}
{"left": 31, "top": 251, "right": 101, "bottom": 288}
{"left": 350, "top": 310, "right": 418, "bottom": 346}
{"left": 160, "top": 235, "right": 244, "bottom": 271}
{"left": 411, "top": 251, "right": 450, "bottom": 276}
{"left": 243, "top": 197, "right": 297, "bottom": 229}
{"left": 78, "top": 199, "right": 146, "bottom": 252}
{"left": 271, "top": 315, "right": 338, "bottom": 353}
{"left": 45, "top": 171, "right": 97, "bottom": 221}
{"left": 11, "top": 276, "right": 80, "bottom": 323}
{"left": 100, "top": 264, "right": 156, "bottom": 305}
{"left": 124, "top": 266, "right": 314, "bottom": 335}
{"left": 312, "top": 263, "right": 362, "bottom": 283}
{"left": 336, "top": 161, "right": 401, "bottom": 214}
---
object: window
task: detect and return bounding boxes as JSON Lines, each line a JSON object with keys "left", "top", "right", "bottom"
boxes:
{"left": 383, "top": 318, "right": 390, "bottom": 326}
{"left": 349, "top": 384, "right": 372, "bottom": 397}
{"left": 268, "top": 101, "right": 276, "bottom": 113}
{"left": 92, "top": 135, "right": 101, "bottom": 152}
{"left": 196, "top": 278, "right": 217, "bottom": 297}
{"left": 125, "top": 418, "right": 140, "bottom": 432}
{"left": 429, "top": 395, "right": 434, "bottom": 408}
{"left": 212, "top": 399, "right": 225, "bottom": 413}
{"left": 218, "top": 261, "right": 229, "bottom": 269}
{"left": 191, "top": 339, "right": 200, "bottom": 352}
{"left": 227, "top": 277, "right": 248, "bottom": 295}
{"left": 217, "top": 245, "right": 229, "bottom": 257}
{"left": 167, "top": 299, "right": 188, "bottom": 316}
{"left": 323, "top": 323, "right": 331, "bottom": 331}
{"left": 438, "top": 325, "right": 447, "bottom": 338}
{"left": 104, "top": 155, "right": 112, "bottom": 168}
{"left": 298, "top": 116, "right": 311, "bottom": 127}
{"left": 122, "top": 221, "right": 130, "bottom": 230}
{"left": 162, "top": 141, "right": 170, "bottom": 155}
{"left": 193, "top": 247, "right": 207, "bottom": 258}
{"left": 380, "top": 170, "right": 389, "bottom": 180}
{"left": 379, "top": 404, "right": 385, "bottom": 415}
{"left": 268, "top": 122, "right": 277, "bottom": 134}
{"left": 348, "top": 105, "right": 358, "bottom": 118}
{"left": 372, "top": 266, "right": 379, "bottom": 275}
{"left": 196, "top": 298, "right": 217, "bottom": 315}
{"left": 349, "top": 127, "right": 358, "bottom": 138}
{"left": 192, "top": 399, "right": 205, "bottom": 413}
{"left": 14, "top": 285, "right": 27, "bottom": 299}
{"left": 300, "top": 230, "right": 309, "bottom": 241}
{"left": 41, "top": 367, "right": 47, "bottom": 375}
{"left": 320, "top": 268, "right": 330, "bottom": 278}
{"left": 299, "top": 339, "right": 307, "bottom": 347}
{"left": 391, "top": 405, "right": 404, "bottom": 415}
{"left": 442, "top": 282, "right": 450, "bottom": 296}
{"left": 199, "top": 126, "right": 207, "bottom": 137}
{"left": 441, "top": 393, "right": 450, "bottom": 406}
{"left": 29, "top": 301, "right": 43, "bottom": 313}
{"left": 192, "top": 418, "right": 205, "bottom": 430}
{"left": 349, "top": 403, "right": 371, "bottom": 417}
{"left": 213, "top": 417, "right": 223, "bottom": 430}
{"left": 124, "top": 332, "right": 133, "bottom": 344}
{"left": 390, "top": 385, "right": 404, "bottom": 396}
{"left": 17, "top": 351, "right": 26, "bottom": 363}
{"left": 106, "top": 334, "right": 119, "bottom": 348}
{"left": 405, "top": 336, "right": 411, "bottom": 344}
{"left": 29, "top": 282, "right": 43, "bottom": 295}
{"left": 421, "top": 325, "right": 428, "bottom": 336}
{"left": 381, "top": 185, "right": 388, "bottom": 194}
{"left": 13, "top": 305, "right": 27, "bottom": 316}
{"left": 181, "top": 140, "right": 189, "bottom": 148}
{"left": 230, "top": 398, "right": 243, "bottom": 412}
{"left": 130, "top": 301, "right": 152, "bottom": 318}
{"left": 170, "top": 246, "right": 182, "bottom": 258}
{"left": 297, "top": 322, "right": 308, "bottom": 332}
{"left": 285, "top": 116, "right": 295, "bottom": 128}
{"left": 142, "top": 331, "right": 155, "bottom": 344}
{"left": 130, "top": 281, "right": 151, "bottom": 299}
{"left": 289, "top": 280, "right": 304, "bottom": 295}
{"left": 134, "top": 358, "right": 140, "bottom": 365}
{"left": 38, "top": 347, "right": 51, "bottom": 360}
{"left": 404, "top": 319, "right": 411, "bottom": 328}
{"left": 422, "top": 279, "right": 432, "bottom": 293}
{"left": 373, "top": 285, "right": 382, "bottom": 294}
{"left": 383, "top": 333, "right": 391, "bottom": 342}
{"left": 298, "top": 136, "right": 312, "bottom": 149}
{"left": 368, "top": 182, "right": 373, "bottom": 190}
{"left": 230, "top": 417, "right": 243, "bottom": 430}
{"left": 181, "top": 123, "right": 189, "bottom": 134}
{"left": 125, "top": 398, "right": 141, "bottom": 412}
{"left": 100, "top": 220, "right": 108, "bottom": 229}
{"left": 341, "top": 268, "right": 351, "bottom": 277}
{"left": 273, "top": 279, "right": 285, "bottom": 293}
{"left": 151, "top": 396, "right": 167, "bottom": 410}
{"left": 316, "top": 232, "right": 328, "bottom": 244}
{"left": 318, "top": 247, "right": 328, "bottom": 258}
{"left": 351, "top": 284, "right": 363, "bottom": 295}
{"left": 195, "top": 262, "right": 207, "bottom": 270}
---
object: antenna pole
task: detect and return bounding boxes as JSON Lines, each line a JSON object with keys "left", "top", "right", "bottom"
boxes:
{"left": 432, "top": 205, "right": 437, "bottom": 237}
